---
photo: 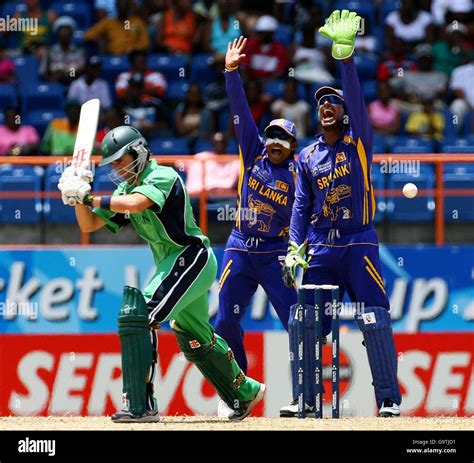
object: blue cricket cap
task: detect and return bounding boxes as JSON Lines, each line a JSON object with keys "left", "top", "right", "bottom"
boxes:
{"left": 264, "top": 118, "right": 297, "bottom": 139}
{"left": 314, "top": 86, "right": 345, "bottom": 105}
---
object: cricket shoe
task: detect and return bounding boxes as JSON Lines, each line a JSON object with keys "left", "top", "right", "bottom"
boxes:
{"left": 111, "top": 408, "right": 160, "bottom": 423}
{"left": 217, "top": 398, "right": 235, "bottom": 418}
{"left": 229, "top": 383, "right": 266, "bottom": 421}
{"left": 279, "top": 399, "right": 315, "bottom": 417}
{"left": 378, "top": 400, "right": 400, "bottom": 417}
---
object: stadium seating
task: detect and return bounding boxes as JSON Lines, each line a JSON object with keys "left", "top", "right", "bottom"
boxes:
{"left": 334, "top": 0, "right": 376, "bottom": 27}
{"left": 1, "top": 2, "right": 26, "bottom": 16}
{"left": 381, "top": 0, "right": 401, "bottom": 20}
{"left": 12, "top": 56, "right": 40, "bottom": 88}
{"left": 148, "top": 137, "right": 190, "bottom": 155}
{"left": 93, "top": 165, "right": 115, "bottom": 195}
{"left": 274, "top": 25, "right": 293, "bottom": 46}
{"left": 362, "top": 80, "right": 378, "bottom": 103}
{"left": 263, "top": 80, "right": 307, "bottom": 100}
{"left": 148, "top": 54, "right": 187, "bottom": 82}
{"left": 189, "top": 54, "right": 218, "bottom": 85}
{"left": 50, "top": 2, "right": 92, "bottom": 29}
{"left": 165, "top": 80, "right": 190, "bottom": 101}
{"left": 386, "top": 165, "right": 435, "bottom": 222}
{"left": 25, "top": 110, "right": 65, "bottom": 138}
{"left": 441, "top": 137, "right": 474, "bottom": 154}
{"left": 353, "top": 54, "right": 377, "bottom": 80}
{"left": 22, "top": 83, "right": 65, "bottom": 114}
{"left": 0, "top": 84, "right": 17, "bottom": 108}
{"left": 43, "top": 164, "right": 77, "bottom": 223}
{"left": 101, "top": 55, "right": 129, "bottom": 89}
{"left": 390, "top": 137, "right": 436, "bottom": 154}
{"left": 0, "top": 165, "right": 43, "bottom": 224}
{"left": 444, "top": 164, "right": 474, "bottom": 222}
{"left": 371, "top": 167, "right": 387, "bottom": 223}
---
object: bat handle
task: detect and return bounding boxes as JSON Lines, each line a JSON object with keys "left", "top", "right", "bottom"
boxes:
{"left": 67, "top": 197, "right": 77, "bottom": 206}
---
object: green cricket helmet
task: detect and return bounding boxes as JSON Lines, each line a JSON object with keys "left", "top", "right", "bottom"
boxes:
{"left": 100, "top": 126, "right": 150, "bottom": 184}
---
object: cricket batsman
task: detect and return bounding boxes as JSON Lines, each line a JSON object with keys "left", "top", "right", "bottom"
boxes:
{"left": 57, "top": 125, "right": 265, "bottom": 422}
{"left": 215, "top": 37, "right": 304, "bottom": 416}
{"left": 282, "top": 10, "right": 402, "bottom": 417}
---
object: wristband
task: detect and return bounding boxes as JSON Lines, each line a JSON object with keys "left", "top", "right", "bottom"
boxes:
{"left": 100, "top": 196, "right": 112, "bottom": 210}
{"left": 82, "top": 194, "right": 93, "bottom": 207}
{"left": 225, "top": 64, "right": 238, "bottom": 71}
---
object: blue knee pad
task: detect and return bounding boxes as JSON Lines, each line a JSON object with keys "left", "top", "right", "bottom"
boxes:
{"left": 356, "top": 307, "right": 402, "bottom": 408}
{"left": 288, "top": 303, "right": 327, "bottom": 405}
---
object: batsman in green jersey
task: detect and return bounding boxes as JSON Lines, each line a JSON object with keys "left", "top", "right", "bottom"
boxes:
{"left": 58, "top": 125, "right": 265, "bottom": 422}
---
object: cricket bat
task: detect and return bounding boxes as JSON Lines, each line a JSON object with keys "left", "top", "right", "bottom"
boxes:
{"left": 67, "top": 98, "right": 101, "bottom": 205}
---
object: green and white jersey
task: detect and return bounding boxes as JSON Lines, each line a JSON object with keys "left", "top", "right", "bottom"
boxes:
{"left": 94, "top": 160, "right": 210, "bottom": 264}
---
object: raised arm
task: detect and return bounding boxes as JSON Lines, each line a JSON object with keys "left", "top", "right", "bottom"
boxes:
{"left": 224, "top": 36, "right": 263, "bottom": 165}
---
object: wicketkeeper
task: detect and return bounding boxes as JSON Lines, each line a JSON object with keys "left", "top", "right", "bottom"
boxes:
{"left": 282, "top": 10, "right": 402, "bottom": 417}
{"left": 58, "top": 125, "right": 265, "bottom": 422}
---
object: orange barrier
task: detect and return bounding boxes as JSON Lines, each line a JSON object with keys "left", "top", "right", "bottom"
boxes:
{"left": 1, "top": 154, "right": 474, "bottom": 245}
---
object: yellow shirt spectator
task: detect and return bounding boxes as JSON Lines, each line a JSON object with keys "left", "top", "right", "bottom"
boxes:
{"left": 84, "top": 16, "right": 149, "bottom": 55}
{"left": 405, "top": 105, "right": 445, "bottom": 141}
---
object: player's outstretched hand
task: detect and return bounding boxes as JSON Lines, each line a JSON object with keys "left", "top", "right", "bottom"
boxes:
{"left": 58, "top": 176, "right": 91, "bottom": 206}
{"left": 225, "top": 36, "right": 247, "bottom": 70}
{"left": 319, "top": 9, "right": 361, "bottom": 60}
{"left": 282, "top": 241, "right": 309, "bottom": 288}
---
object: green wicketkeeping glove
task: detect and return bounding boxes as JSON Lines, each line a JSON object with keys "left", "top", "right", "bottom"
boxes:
{"left": 282, "top": 241, "right": 309, "bottom": 288}
{"left": 319, "top": 9, "right": 361, "bottom": 60}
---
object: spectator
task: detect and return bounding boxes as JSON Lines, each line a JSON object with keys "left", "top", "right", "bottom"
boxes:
{"left": 271, "top": 80, "right": 310, "bottom": 138}
{"left": 291, "top": 24, "right": 335, "bottom": 85}
{"left": 0, "top": 44, "right": 15, "bottom": 83}
{"left": 84, "top": 0, "right": 149, "bottom": 55}
{"left": 175, "top": 83, "right": 209, "bottom": 142}
{"left": 116, "top": 50, "right": 167, "bottom": 105}
{"left": 377, "top": 37, "right": 417, "bottom": 81}
{"left": 432, "top": 22, "right": 473, "bottom": 77}
{"left": 368, "top": 82, "right": 401, "bottom": 135}
{"left": 68, "top": 56, "right": 112, "bottom": 110}
{"left": 40, "top": 16, "right": 85, "bottom": 85}
{"left": 184, "top": 132, "right": 240, "bottom": 196}
{"left": 14, "top": 0, "right": 56, "bottom": 59}
{"left": 121, "top": 73, "right": 170, "bottom": 136}
{"left": 450, "top": 56, "right": 474, "bottom": 130}
{"left": 392, "top": 44, "right": 448, "bottom": 102}
{"left": 244, "top": 80, "right": 270, "bottom": 128}
{"left": 204, "top": 0, "right": 241, "bottom": 57}
{"left": 96, "top": 106, "right": 126, "bottom": 143}
{"left": 203, "top": 58, "right": 229, "bottom": 135}
{"left": 0, "top": 107, "right": 40, "bottom": 156}
{"left": 431, "top": 0, "right": 473, "bottom": 25}
{"left": 156, "top": 0, "right": 197, "bottom": 54}
{"left": 42, "top": 99, "right": 81, "bottom": 156}
{"left": 95, "top": 0, "right": 118, "bottom": 20}
{"left": 241, "top": 15, "right": 288, "bottom": 81}
{"left": 385, "top": 0, "right": 434, "bottom": 47}
{"left": 406, "top": 96, "right": 445, "bottom": 141}
{"left": 193, "top": 0, "right": 219, "bottom": 21}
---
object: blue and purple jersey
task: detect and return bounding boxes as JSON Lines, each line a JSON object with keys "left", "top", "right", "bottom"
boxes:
{"left": 290, "top": 58, "right": 375, "bottom": 245}
{"left": 225, "top": 70, "right": 297, "bottom": 239}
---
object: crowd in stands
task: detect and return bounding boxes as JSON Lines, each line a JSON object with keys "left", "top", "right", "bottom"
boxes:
{"left": 0, "top": 0, "right": 473, "bottom": 163}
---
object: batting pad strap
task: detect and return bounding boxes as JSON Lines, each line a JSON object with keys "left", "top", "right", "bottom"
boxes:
{"left": 355, "top": 307, "right": 401, "bottom": 407}
{"left": 171, "top": 322, "right": 247, "bottom": 411}
{"left": 118, "top": 286, "right": 153, "bottom": 416}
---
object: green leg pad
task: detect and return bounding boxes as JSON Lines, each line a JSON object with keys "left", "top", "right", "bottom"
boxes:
{"left": 118, "top": 286, "right": 152, "bottom": 416}
{"left": 171, "top": 322, "right": 259, "bottom": 412}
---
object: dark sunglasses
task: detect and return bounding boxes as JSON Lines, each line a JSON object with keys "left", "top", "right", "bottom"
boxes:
{"left": 266, "top": 129, "right": 292, "bottom": 140}
{"left": 319, "top": 95, "right": 343, "bottom": 106}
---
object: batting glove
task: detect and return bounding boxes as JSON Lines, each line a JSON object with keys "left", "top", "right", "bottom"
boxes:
{"left": 60, "top": 166, "right": 94, "bottom": 184}
{"left": 319, "top": 9, "right": 361, "bottom": 60}
{"left": 58, "top": 176, "right": 91, "bottom": 206}
{"left": 282, "top": 241, "right": 309, "bottom": 288}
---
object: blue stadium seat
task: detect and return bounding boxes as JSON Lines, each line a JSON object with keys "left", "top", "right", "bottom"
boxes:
{"left": 93, "top": 165, "right": 115, "bottom": 195}
{"left": 441, "top": 137, "right": 474, "bottom": 153}
{"left": 194, "top": 138, "right": 213, "bottom": 153}
{"left": 0, "top": 84, "right": 17, "bottom": 108}
{"left": 0, "top": 165, "right": 43, "bottom": 224}
{"left": 227, "top": 138, "right": 238, "bottom": 154}
{"left": 391, "top": 137, "right": 435, "bottom": 154}
{"left": 43, "top": 164, "right": 76, "bottom": 223}
{"left": 371, "top": 168, "right": 387, "bottom": 223}
{"left": 381, "top": 0, "right": 401, "bottom": 20}
{"left": 442, "top": 109, "right": 457, "bottom": 141}
{"left": 101, "top": 55, "right": 129, "bottom": 89}
{"left": 353, "top": 54, "right": 377, "bottom": 80}
{"left": 1, "top": 2, "right": 27, "bottom": 16}
{"left": 386, "top": 165, "right": 435, "bottom": 222}
{"left": 148, "top": 138, "right": 190, "bottom": 155}
{"left": 25, "top": 110, "right": 65, "bottom": 138}
{"left": 462, "top": 111, "right": 473, "bottom": 136}
{"left": 444, "top": 164, "right": 474, "bottom": 222}
{"left": 274, "top": 25, "right": 293, "bottom": 46}
{"left": 22, "top": 83, "right": 65, "bottom": 113}
{"left": 334, "top": 0, "right": 376, "bottom": 27}
{"left": 166, "top": 80, "right": 190, "bottom": 101}
{"left": 263, "top": 80, "right": 307, "bottom": 100}
{"left": 218, "top": 108, "right": 230, "bottom": 133}
{"left": 148, "top": 54, "right": 186, "bottom": 82}
{"left": 372, "top": 138, "right": 385, "bottom": 154}
{"left": 13, "top": 56, "right": 40, "bottom": 88}
{"left": 189, "top": 54, "right": 218, "bottom": 85}
{"left": 362, "top": 80, "right": 377, "bottom": 103}
{"left": 50, "top": 2, "right": 92, "bottom": 29}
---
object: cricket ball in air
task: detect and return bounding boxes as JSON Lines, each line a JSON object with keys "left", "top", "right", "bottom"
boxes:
{"left": 403, "top": 183, "right": 418, "bottom": 199}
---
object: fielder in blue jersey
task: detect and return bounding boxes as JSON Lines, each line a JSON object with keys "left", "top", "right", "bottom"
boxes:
{"left": 215, "top": 37, "right": 300, "bottom": 417}
{"left": 283, "top": 10, "right": 402, "bottom": 417}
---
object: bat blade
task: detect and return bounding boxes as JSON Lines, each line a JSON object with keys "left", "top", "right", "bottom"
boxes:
{"left": 67, "top": 98, "right": 100, "bottom": 205}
